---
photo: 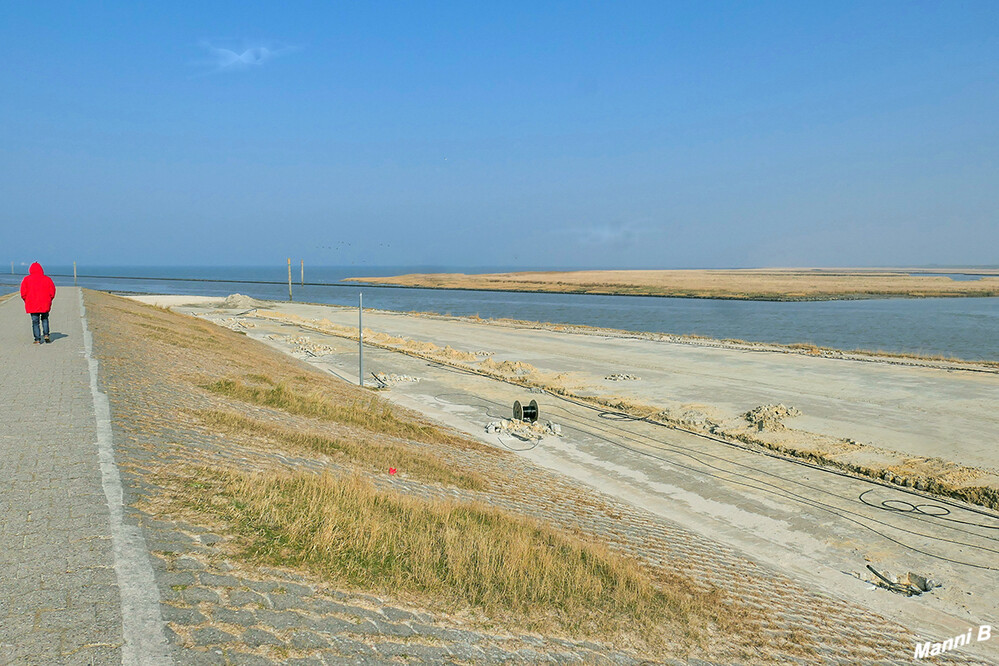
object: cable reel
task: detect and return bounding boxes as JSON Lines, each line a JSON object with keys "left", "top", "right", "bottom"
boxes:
{"left": 513, "top": 399, "right": 539, "bottom": 423}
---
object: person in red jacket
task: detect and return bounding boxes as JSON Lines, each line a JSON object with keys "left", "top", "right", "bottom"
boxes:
{"left": 20, "top": 262, "right": 57, "bottom": 344}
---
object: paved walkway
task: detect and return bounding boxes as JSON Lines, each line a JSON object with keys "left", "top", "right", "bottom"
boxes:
{"left": 0, "top": 288, "right": 161, "bottom": 664}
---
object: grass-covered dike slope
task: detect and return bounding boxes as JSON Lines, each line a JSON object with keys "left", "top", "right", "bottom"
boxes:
{"left": 84, "top": 289, "right": 794, "bottom": 662}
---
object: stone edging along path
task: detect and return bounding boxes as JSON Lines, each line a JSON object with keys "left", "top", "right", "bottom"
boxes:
{"left": 80, "top": 289, "right": 173, "bottom": 664}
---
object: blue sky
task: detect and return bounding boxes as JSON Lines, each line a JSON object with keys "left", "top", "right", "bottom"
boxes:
{"left": 2, "top": 1, "right": 996, "bottom": 268}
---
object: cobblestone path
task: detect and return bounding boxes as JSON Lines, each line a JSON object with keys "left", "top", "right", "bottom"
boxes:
{"left": 0, "top": 288, "right": 127, "bottom": 664}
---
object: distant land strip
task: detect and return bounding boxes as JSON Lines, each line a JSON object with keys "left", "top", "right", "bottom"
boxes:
{"left": 345, "top": 268, "right": 999, "bottom": 301}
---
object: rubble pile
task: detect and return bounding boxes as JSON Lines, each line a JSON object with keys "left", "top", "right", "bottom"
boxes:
{"left": 266, "top": 334, "right": 337, "bottom": 357}
{"left": 216, "top": 318, "right": 256, "bottom": 331}
{"left": 744, "top": 404, "right": 802, "bottom": 432}
{"left": 605, "top": 373, "right": 640, "bottom": 381}
{"left": 485, "top": 419, "right": 562, "bottom": 441}
{"left": 656, "top": 407, "right": 718, "bottom": 431}
{"left": 372, "top": 372, "right": 421, "bottom": 385}
{"left": 864, "top": 566, "right": 941, "bottom": 596}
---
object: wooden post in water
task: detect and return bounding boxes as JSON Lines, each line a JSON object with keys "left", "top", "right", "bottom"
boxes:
{"left": 73, "top": 262, "right": 77, "bottom": 285}
{"left": 300, "top": 260, "right": 304, "bottom": 286}
{"left": 358, "top": 292, "right": 364, "bottom": 387}
{"left": 287, "top": 258, "right": 293, "bottom": 301}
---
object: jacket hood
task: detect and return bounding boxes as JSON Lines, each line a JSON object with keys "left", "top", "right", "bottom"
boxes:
{"left": 29, "top": 262, "right": 44, "bottom": 275}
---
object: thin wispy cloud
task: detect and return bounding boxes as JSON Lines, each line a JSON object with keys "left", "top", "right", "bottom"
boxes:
{"left": 579, "top": 223, "right": 640, "bottom": 246}
{"left": 196, "top": 40, "right": 299, "bottom": 73}
{"left": 553, "top": 221, "right": 653, "bottom": 250}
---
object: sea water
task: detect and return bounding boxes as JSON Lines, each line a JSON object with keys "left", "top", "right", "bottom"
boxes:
{"left": 2, "top": 265, "right": 996, "bottom": 362}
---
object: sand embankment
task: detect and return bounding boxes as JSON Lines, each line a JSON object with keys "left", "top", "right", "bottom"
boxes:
{"left": 154, "top": 294, "right": 999, "bottom": 509}
{"left": 346, "top": 267, "right": 999, "bottom": 300}
{"left": 261, "top": 306, "right": 999, "bottom": 507}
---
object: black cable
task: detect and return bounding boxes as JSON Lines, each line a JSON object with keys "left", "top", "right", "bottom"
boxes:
{"left": 494, "top": 436, "right": 541, "bottom": 452}
{"left": 431, "top": 390, "right": 999, "bottom": 570}
{"left": 249, "top": 305, "right": 999, "bottom": 484}
{"left": 542, "top": 399, "right": 999, "bottom": 548}
{"left": 278, "top": 318, "right": 999, "bottom": 568}
{"left": 858, "top": 490, "right": 999, "bottom": 530}
{"left": 359, "top": 343, "right": 999, "bottom": 534}
{"left": 546, "top": 400, "right": 999, "bottom": 538}
{"left": 866, "top": 565, "right": 920, "bottom": 597}
{"left": 544, "top": 402, "right": 999, "bottom": 570}
{"left": 544, "top": 385, "right": 999, "bottom": 523}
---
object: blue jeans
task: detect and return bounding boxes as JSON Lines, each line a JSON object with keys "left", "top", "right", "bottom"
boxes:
{"left": 30, "top": 312, "right": 50, "bottom": 341}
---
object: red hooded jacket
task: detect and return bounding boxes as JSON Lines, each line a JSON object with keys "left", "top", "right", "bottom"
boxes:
{"left": 20, "top": 263, "right": 57, "bottom": 314}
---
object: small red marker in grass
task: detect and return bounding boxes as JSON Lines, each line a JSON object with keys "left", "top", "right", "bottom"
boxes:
{"left": 389, "top": 468, "right": 397, "bottom": 475}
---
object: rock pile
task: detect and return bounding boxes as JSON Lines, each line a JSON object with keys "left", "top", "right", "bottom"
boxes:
{"left": 656, "top": 407, "right": 718, "bottom": 431}
{"left": 744, "top": 404, "right": 802, "bottom": 431}
{"left": 485, "top": 419, "right": 562, "bottom": 441}
{"left": 372, "top": 372, "right": 421, "bottom": 385}
{"left": 266, "top": 334, "right": 337, "bottom": 357}
{"left": 605, "top": 374, "right": 640, "bottom": 381}
{"left": 216, "top": 318, "right": 256, "bottom": 331}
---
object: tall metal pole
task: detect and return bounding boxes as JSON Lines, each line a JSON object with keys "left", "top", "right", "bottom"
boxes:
{"left": 300, "top": 260, "right": 304, "bottom": 286}
{"left": 287, "top": 258, "right": 293, "bottom": 301}
{"left": 73, "top": 261, "right": 77, "bottom": 285}
{"left": 10, "top": 261, "right": 13, "bottom": 275}
{"left": 358, "top": 292, "right": 364, "bottom": 387}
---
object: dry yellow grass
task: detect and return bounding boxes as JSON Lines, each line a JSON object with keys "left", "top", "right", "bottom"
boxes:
{"left": 203, "top": 377, "right": 472, "bottom": 448}
{"left": 179, "top": 466, "right": 737, "bottom": 646}
{"left": 196, "top": 408, "right": 485, "bottom": 489}
{"left": 346, "top": 268, "right": 999, "bottom": 300}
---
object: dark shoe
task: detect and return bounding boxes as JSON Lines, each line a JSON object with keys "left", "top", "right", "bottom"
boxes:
{"left": 44, "top": 335, "right": 51, "bottom": 343}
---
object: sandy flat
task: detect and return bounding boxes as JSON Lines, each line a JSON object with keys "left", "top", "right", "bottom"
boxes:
{"left": 250, "top": 300, "right": 999, "bottom": 474}
{"left": 347, "top": 267, "right": 999, "bottom": 300}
